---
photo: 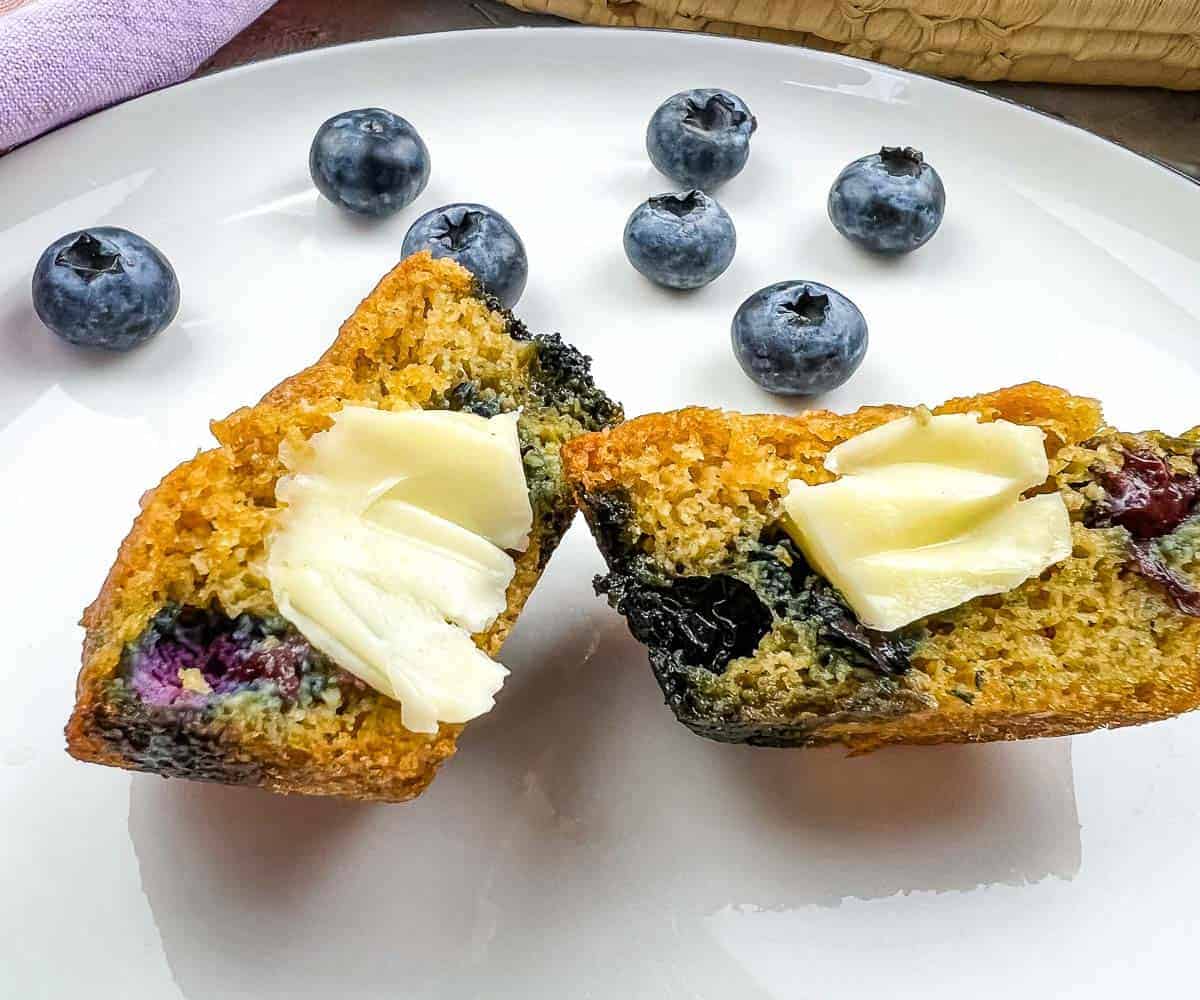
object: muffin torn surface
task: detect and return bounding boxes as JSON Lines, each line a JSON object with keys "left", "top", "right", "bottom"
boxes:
{"left": 564, "top": 383, "right": 1200, "bottom": 750}
{"left": 66, "top": 253, "right": 621, "bottom": 800}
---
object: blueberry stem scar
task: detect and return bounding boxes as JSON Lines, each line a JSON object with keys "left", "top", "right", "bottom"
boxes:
{"left": 682, "top": 93, "right": 749, "bottom": 132}
{"left": 433, "top": 210, "right": 486, "bottom": 250}
{"left": 56, "top": 232, "right": 124, "bottom": 283}
{"left": 648, "top": 191, "right": 703, "bottom": 218}
{"left": 879, "top": 146, "right": 925, "bottom": 177}
{"left": 780, "top": 289, "right": 830, "bottom": 325}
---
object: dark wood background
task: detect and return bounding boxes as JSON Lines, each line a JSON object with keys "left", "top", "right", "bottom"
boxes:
{"left": 202, "top": 0, "right": 1200, "bottom": 178}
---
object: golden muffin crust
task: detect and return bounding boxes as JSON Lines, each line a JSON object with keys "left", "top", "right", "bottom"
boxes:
{"left": 67, "top": 253, "right": 620, "bottom": 799}
{"left": 564, "top": 383, "right": 1200, "bottom": 751}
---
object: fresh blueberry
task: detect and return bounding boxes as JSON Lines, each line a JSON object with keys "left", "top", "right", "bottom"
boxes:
{"left": 623, "top": 190, "right": 736, "bottom": 290}
{"left": 401, "top": 203, "right": 528, "bottom": 308}
{"left": 731, "top": 280, "right": 867, "bottom": 396}
{"left": 828, "top": 146, "right": 945, "bottom": 254}
{"left": 31, "top": 228, "right": 180, "bottom": 351}
{"left": 646, "top": 89, "right": 757, "bottom": 190}
{"left": 309, "top": 108, "right": 430, "bottom": 217}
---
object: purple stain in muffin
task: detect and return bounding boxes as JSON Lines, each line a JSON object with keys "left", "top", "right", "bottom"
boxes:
{"left": 1087, "top": 447, "right": 1200, "bottom": 616}
{"left": 1126, "top": 541, "right": 1200, "bottom": 616}
{"left": 1092, "top": 449, "right": 1200, "bottom": 540}
{"left": 126, "top": 606, "right": 314, "bottom": 708}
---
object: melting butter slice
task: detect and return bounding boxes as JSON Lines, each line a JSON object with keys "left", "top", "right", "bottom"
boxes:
{"left": 825, "top": 410, "right": 1050, "bottom": 482}
{"left": 267, "top": 405, "right": 533, "bottom": 734}
{"left": 781, "top": 410, "right": 1072, "bottom": 632}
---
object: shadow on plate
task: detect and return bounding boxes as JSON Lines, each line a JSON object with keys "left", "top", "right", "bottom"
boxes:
{"left": 0, "top": 280, "right": 198, "bottom": 429}
{"left": 130, "top": 563, "right": 1081, "bottom": 999}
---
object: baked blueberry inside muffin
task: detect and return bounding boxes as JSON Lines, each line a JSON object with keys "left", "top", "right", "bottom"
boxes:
{"left": 66, "top": 253, "right": 621, "bottom": 800}
{"left": 564, "top": 384, "right": 1200, "bottom": 749}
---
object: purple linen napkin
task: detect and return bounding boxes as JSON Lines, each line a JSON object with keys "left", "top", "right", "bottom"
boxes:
{"left": 1, "top": 0, "right": 276, "bottom": 150}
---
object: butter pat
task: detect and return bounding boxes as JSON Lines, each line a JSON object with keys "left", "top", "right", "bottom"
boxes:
{"left": 825, "top": 410, "right": 1050, "bottom": 483}
{"left": 781, "top": 411, "right": 1071, "bottom": 632}
{"left": 267, "top": 406, "right": 533, "bottom": 733}
{"left": 280, "top": 405, "right": 533, "bottom": 550}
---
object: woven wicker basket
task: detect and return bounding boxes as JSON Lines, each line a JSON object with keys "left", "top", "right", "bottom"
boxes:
{"left": 504, "top": 0, "right": 1200, "bottom": 88}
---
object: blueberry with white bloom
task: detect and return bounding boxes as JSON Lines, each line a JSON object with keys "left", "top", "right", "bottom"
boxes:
{"left": 32, "top": 227, "right": 180, "bottom": 351}
{"left": 309, "top": 108, "right": 430, "bottom": 217}
{"left": 623, "top": 190, "right": 735, "bottom": 290}
{"left": 828, "top": 146, "right": 945, "bottom": 254}
{"left": 402, "top": 203, "right": 528, "bottom": 308}
{"left": 646, "top": 89, "right": 757, "bottom": 190}
{"left": 731, "top": 280, "right": 867, "bottom": 395}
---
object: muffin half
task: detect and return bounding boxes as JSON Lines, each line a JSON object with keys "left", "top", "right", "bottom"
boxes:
{"left": 66, "top": 253, "right": 621, "bottom": 800}
{"left": 564, "top": 383, "right": 1200, "bottom": 750}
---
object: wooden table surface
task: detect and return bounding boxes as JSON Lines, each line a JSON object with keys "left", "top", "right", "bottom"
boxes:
{"left": 202, "top": 0, "right": 1200, "bottom": 180}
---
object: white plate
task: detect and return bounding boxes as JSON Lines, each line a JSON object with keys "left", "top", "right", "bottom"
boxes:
{"left": 3, "top": 27, "right": 1200, "bottom": 999}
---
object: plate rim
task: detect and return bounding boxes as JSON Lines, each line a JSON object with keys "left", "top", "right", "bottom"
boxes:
{"left": 3, "top": 25, "right": 1196, "bottom": 193}
{"left": 4, "top": 22, "right": 1200, "bottom": 999}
